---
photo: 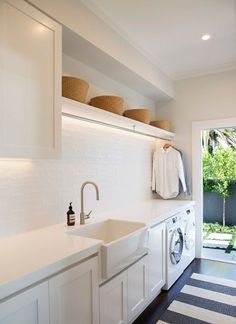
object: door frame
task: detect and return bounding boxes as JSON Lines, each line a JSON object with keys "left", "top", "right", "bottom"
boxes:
{"left": 192, "top": 117, "right": 236, "bottom": 257}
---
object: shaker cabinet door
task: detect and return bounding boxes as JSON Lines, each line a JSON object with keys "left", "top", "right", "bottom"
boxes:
{"left": 0, "top": 281, "right": 49, "bottom": 324}
{"left": 127, "top": 255, "right": 148, "bottom": 322}
{"left": 49, "top": 256, "right": 99, "bottom": 324}
{"left": 100, "top": 271, "right": 128, "bottom": 324}
{"left": 148, "top": 222, "right": 166, "bottom": 298}
{"left": 0, "top": 0, "right": 61, "bottom": 158}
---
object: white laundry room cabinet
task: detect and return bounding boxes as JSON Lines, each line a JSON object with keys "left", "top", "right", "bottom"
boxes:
{"left": 0, "top": 281, "right": 49, "bottom": 324}
{"left": 148, "top": 222, "right": 166, "bottom": 298}
{"left": 49, "top": 257, "right": 99, "bottom": 324}
{"left": 0, "top": 0, "right": 61, "bottom": 159}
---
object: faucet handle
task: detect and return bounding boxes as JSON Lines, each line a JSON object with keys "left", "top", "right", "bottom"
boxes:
{"left": 85, "top": 210, "right": 92, "bottom": 219}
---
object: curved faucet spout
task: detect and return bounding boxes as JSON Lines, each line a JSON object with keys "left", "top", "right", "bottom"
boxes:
{"left": 80, "top": 181, "right": 100, "bottom": 225}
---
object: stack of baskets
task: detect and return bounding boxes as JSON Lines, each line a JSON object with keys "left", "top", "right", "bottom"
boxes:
{"left": 62, "top": 76, "right": 171, "bottom": 130}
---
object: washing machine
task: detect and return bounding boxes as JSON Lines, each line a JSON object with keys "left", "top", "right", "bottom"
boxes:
{"left": 163, "top": 212, "right": 185, "bottom": 290}
{"left": 163, "top": 207, "right": 196, "bottom": 290}
{"left": 182, "top": 207, "right": 195, "bottom": 270}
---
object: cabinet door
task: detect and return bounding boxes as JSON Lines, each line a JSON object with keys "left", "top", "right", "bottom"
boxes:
{"left": 0, "top": 281, "right": 49, "bottom": 324}
{"left": 127, "top": 256, "right": 148, "bottom": 322}
{"left": 0, "top": 0, "right": 61, "bottom": 158}
{"left": 100, "top": 271, "right": 128, "bottom": 324}
{"left": 49, "top": 256, "right": 99, "bottom": 324}
{"left": 148, "top": 222, "right": 166, "bottom": 298}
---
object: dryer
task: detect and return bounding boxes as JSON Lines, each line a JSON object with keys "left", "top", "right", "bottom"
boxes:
{"left": 182, "top": 207, "right": 195, "bottom": 270}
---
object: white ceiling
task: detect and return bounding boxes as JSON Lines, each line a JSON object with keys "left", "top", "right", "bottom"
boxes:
{"left": 82, "top": 0, "right": 236, "bottom": 80}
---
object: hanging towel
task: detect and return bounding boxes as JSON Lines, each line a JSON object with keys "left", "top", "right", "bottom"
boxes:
{"left": 152, "top": 147, "right": 187, "bottom": 199}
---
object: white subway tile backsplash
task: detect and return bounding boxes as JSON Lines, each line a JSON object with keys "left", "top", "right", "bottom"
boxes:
{"left": 0, "top": 116, "right": 158, "bottom": 238}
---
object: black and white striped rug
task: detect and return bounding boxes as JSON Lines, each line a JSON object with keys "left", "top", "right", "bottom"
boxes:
{"left": 158, "top": 273, "right": 236, "bottom": 323}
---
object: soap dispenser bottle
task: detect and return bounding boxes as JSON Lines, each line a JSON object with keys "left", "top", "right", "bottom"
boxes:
{"left": 67, "top": 202, "right": 75, "bottom": 226}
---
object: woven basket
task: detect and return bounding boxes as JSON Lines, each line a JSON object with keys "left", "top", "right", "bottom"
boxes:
{"left": 150, "top": 120, "right": 171, "bottom": 131}
{"left": 62, "top": 76, "right": 89, "bottom": 103}
{"left": 89, "top": 96, "right": 124, "bottom": 115}
{"left": 124, "top": 109, "right": 150, "bottom": 124}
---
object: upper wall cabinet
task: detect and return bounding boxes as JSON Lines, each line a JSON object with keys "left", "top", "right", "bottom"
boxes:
{"left": 0, "top": 0, "right": 61, "bottom": 159}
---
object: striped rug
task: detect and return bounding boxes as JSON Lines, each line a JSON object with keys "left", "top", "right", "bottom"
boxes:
{"left": 158, "top": 273, "right": 236, "bottom": 323}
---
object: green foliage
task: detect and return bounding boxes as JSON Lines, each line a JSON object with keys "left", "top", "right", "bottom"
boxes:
{"left": 203, "top": 222, "right": 236, "bottom": 234}
{"left": 203, "top": 148, "right": 236, "bottom": 197}
{"left": 202, "top": 151, "right": 215, "bottom": 192}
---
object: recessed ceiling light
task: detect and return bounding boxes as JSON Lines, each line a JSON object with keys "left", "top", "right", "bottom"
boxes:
{"left": 201, "top": 34, "right": 211, "bottom": 41}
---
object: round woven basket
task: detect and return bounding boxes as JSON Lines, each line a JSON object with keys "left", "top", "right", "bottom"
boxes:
{"left": 62, "top": 76, "right": 89, "bottom": 103}
{"left": 150, "top": 120, "right": 171, "bottom": 131}
{"left": 89, "top": 96, "right": 124, "bottom": 115}
{"left": 123, "top": 108, "right": 150, "bottom": 124}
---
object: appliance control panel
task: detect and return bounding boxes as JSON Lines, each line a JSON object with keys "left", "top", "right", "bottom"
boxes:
{"left": 172, "top": 216, "right": 177, "bottom": 224}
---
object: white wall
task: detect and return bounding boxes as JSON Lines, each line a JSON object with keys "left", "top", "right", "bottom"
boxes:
{"left": 157, "top": 69, "right": 236, "bottom": 191}
{"left": 63, "top": 54, "right": 157, "bottom": 118}
{"left": 0, "top": 115, "right": 164, "bottom": 239}
{"left": 28, "top": 0, "right": 173, "bottom": 98}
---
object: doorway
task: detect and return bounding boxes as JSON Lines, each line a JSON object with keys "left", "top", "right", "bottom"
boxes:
{"left": 192, "top": 118, "right": 236, "bottom": 260}
{"left": 201, "top": 127, "right": 236, "bottom": 262}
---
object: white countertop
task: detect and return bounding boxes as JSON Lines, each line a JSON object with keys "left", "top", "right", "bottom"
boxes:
{"left": 0, "top": 224, "right": 102, "bottom": 300}
{"left": 0, "top": 199, "right": 194, "bottom": 300}
{"left": 92, "top": 199, "right": 195, "bottom": 227}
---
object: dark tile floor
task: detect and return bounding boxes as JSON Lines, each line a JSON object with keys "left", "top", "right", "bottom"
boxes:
{"left": 133, "top": 258, "right": 236, "bottom": 324}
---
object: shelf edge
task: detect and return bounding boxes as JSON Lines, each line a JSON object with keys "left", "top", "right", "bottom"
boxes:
{"left": 62, "top": 97, "right": 175, "bottom": 141}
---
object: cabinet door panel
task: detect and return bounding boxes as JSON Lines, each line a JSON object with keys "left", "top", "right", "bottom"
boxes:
{"left": 100, "top": 271, "right": 127, "bottom": 324}
{"left": 0, "top": 0, "right": 61, "bottom": 158}
{"left": 127, "top": 256, "right": 148, "bottom": 321}
{"left": 148, "top": 222, "right": 166, "bottom": 298}
{"left": 0, "top": 281, "right": 49, "bottom": 324}
{"left": 49, "top": 257, "right": 99, "bottom": 324}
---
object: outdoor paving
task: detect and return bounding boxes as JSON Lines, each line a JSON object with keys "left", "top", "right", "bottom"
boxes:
{"left": 202, "top": 230, "right": 236, "bottom": 263}
{"left": 203, "top": 233, "right": 233, "bottom": 248}
{"left": 208, "top": 233, "right": 232, "bottom": 240}
{"left": 202, "top": 247, "right": 236, "bottom": 263}
{"left": 203, "top": 239, "right": 230, "bottom": 248}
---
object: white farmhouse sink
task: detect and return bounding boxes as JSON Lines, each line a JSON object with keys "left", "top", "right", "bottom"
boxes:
{"left": 69, "top": 219, "right": 148, "bottom": 279}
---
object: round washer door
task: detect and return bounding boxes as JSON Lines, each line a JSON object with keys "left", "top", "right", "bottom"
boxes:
{"left": 185, "top": 220, "right": 195, "bottom": 250}
{"left": 170, "top": 227, "right": 184, "bottom": 264}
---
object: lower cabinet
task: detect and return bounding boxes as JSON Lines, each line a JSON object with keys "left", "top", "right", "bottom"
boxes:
{"left": 127, "top": 256, "right": 148, "bottom": 322}
{"left": 0, "top": 223, "right": 166, "bottom": 324}
{"left": 148, "top": 222, "right": 166, "bottom": 299}
{"left": 100, "top": 271, "right": 128, "bottom": 324}
{"left": 49, "top": 256, "right": 99, "bottom": 324}
{"left": 0, "top": 281, "right": 49, "bottom": 324}
{"left": 99, "top": 255, "right": 148, "bottom": 324}
{"left": 0, "top": 256, "right": 99, "bottom": 324}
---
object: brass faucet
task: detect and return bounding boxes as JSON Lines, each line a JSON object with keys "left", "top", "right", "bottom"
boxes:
{"left": 80, "top": 181, "right": 100, "bottom": 225}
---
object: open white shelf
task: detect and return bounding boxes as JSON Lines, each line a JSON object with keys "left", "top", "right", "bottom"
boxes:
{"left": 62, "top": 27, "right": 173, "bottom": 102}
{"left": 62, "top": 97, "right": 175, "bottom": 140}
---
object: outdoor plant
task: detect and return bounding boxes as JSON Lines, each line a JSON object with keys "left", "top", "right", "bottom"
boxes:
{"left": 203, "top": 222, "right": 236, "bottom": 234}
{"left": 203, "top": 147, "right": 236, "bottom": 226}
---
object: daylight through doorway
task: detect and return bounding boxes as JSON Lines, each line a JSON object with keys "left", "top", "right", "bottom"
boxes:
{"left": 201, "top": 127, "right": 236, "bottom": 263}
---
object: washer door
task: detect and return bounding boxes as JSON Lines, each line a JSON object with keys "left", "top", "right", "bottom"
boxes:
{"left": 185, "top": 220, "right": 195, "bottom": 250}
{"left": 170, "top": 227, "right": 184, "bottom": 264}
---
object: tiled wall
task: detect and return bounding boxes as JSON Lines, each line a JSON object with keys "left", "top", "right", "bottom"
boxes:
{"left": 0, "top": 116, "right": 161, "bottom": 239}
